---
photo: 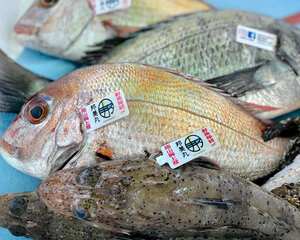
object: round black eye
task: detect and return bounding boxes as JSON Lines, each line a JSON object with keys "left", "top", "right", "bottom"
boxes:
{"left": 8, "top": 225, "right": 26, "bottom": 237}
{"left": 30, "top": 106, "right": 43, "bottom": 120}
{"left": 40, "top": 0, "right": 58, "bottom": 7}
{"left": 76, "top": 167, "right": 101, "bottom": 187}
{"left": 9, "top": 198, "right": 27, "bottom": 217}
{"left": 25, "top": 98, "right": 49, "bottom": 124}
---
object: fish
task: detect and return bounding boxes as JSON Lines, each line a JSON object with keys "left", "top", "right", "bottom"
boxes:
{"left": 14, "top": 0, "right": 211, "bottom": 61}
{"left": 0, "top": 63, "right": 289, "bottom": 180}
{"left": 263, "top": 155, "right": 300, "bottom": 191}
{"left": 262, "top": 117, "right": 300, "bottom": 192}
{"left": 84, "top": 10, "right": 300, "bottom": 119}
{"left": 0, "top": 49, "right": 51, "bottom": 113}
{"left": 0, "top": 191, "right": 134, "bottom": 239}
{"left": 272, "top": 183, "right": 300, "bottom": 209}
{"left": 37, "top": 158, "right": 300, "bottom": 239}
{"left": 0, "top": 190, "right": 279, "bottom": 240}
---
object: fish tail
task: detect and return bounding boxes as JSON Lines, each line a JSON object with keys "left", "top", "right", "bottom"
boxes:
{"left": 0, "top": 50, "right": 51, "bottom": 113}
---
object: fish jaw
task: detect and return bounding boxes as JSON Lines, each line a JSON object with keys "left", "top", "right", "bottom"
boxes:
{"left": 0, "top": 146, "right": 50, "bottom": 179}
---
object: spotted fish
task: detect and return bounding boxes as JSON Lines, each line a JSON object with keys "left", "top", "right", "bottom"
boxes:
{"left": 38, "top": 158, "right": 300, "bottom": 239}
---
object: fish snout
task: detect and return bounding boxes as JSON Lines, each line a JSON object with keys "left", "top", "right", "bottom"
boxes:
{"left": 0, "top": 138, "right": 16, "bottom": 156}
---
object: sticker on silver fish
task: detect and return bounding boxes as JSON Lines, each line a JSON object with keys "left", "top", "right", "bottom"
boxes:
{"left": 156, "top": 127, "right": 220, "bottom": 169}
{"left": 236, "top": 25, "right": 277, "bottom": 51}
{"left": 90, "top": 0, "right": 131, "bottom": 16}
{"left": 80, "top": 90, "right": 129, "bottom": 133}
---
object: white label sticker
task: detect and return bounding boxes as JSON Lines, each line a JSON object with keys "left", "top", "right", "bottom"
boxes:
{"left": 80, "top": 90, "right": 129, "bottom": 133}
{"left": 90, "top": 0, "right": 131, "bottom": 15}
{"left": 236, "top": 25, "right": 277, "bottom": 51}
{"left": 156, "top": 127, "right": 221, "bottom": 169}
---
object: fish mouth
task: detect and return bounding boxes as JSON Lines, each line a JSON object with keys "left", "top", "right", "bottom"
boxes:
{"left": 49, "top": 144, "right": 83, "bottom": 174}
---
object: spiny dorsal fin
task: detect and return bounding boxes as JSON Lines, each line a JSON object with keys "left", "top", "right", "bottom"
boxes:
{"left": 80, "top": 12, "right": 198, "bottom": 65}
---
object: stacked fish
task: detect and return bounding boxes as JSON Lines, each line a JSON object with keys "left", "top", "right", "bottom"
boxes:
{"left": 0, "top": 0, "right": 299, "bottom": 239}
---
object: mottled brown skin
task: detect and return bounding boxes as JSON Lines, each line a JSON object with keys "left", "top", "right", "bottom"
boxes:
{"left": 38, "top": 159, "right": 300, "bottom": 239}
{"left": 0, "top": 191, "right": 274, "bottom": 240}
{"left": 272, "top": 183, "right": 300, "bottom": 209}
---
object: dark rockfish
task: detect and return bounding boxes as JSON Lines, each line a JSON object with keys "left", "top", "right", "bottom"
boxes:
{"left": 38, "top": 159, "right": 300, "bottom": 240}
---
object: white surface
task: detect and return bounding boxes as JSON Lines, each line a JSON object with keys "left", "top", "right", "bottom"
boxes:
{"left": 0, "top": 0, "right": 34, "bottom": 60}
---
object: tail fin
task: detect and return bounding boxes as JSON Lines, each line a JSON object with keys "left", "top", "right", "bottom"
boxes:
{"left": 0, "top": 50, "right": 51, "bottom": 113}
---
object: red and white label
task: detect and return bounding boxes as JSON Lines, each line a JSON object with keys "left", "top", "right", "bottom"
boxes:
{"left": 90, "top": 0, "right": 131, "bottom": 15}
{"left": 156, "top": 127, "right": 220, "bottom": 169}
{"left": 80, "top": 90, "right": 129, "bottom": 133}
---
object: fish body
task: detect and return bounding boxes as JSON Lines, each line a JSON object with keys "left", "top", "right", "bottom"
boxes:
{"left": 0, "top": 64, "right": 288, "bottom": 179}
{"left": 14, "top": 0, "right": 211, "bottom": 61}
{"left": 38, "top": 158, "right": 300, "bottom": 239}
{"left": 0, "top": 191, "right": 277, "bottom": 240}
{"left": 95, "top": 10, "right": 300, "bottom": 119}
{"left": 0, "top": 49, "right": 51, "bottom": 112}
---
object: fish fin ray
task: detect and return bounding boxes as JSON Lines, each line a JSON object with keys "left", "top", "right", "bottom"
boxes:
{"left": 206, "top": 64, "right": 273, "bottom": 97}
{"left": 0, "top": 50, "right": 51, "bottom": 112}
{"left": 186, "top": 198, "right": 239, "bottom": 210}
{"left": 262, "top": 117, "right": 300, "bottom": 141}
{"left": 79, "top": 12, "right": 198, "bottom": 65}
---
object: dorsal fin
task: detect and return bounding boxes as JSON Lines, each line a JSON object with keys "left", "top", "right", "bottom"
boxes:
{"left": 80, "top": 12, "right": 198, "bottom": 65}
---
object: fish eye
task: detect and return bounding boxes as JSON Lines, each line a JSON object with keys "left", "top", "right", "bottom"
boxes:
{"left": 40, "top": 0, "right": 58, "bottom": 8}
{"left": 25, "top": 98, "right": 48, "bottom": 124}
{"left": 76, "top": 167, "right": 101, "bottom": 187}
{"left": 74, "top": 199, "right": 96, "bottom": 219}
{"left": 74, "top": 208, "right": 90, "bottom": 219}
{"left": 8, "top": 225, "right": 26, "bottom": 237}
{"left": 9, "top": 198, "right": 27, "bottom": 217}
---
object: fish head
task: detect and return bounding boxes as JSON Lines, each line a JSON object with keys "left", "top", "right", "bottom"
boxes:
{"left": 38, "top": 161, "right": 129, "bottom": 221}
{"left": 13, "top": 0, "right": 108, "bottom": 60}
{"left": 38, "top": 166, "right": 102, "bottom": 220}
{"left": 0, "top": 73, "right": 88, "bottom": 179}
{"left": 0, "top": 191, "right": 43, "bottom": 238}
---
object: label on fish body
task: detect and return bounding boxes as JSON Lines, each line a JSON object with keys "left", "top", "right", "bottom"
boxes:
{"left": 236, "top": 25, "right": 277, "bottom": 52}
{"left": 156, "top": 127, "right": 220, "bottom": 169}
{"left": 80, "top": 90, "right": 129, "bottom": 133}
{"left": 90, "top": 0, "right": 131, "bottom": 15}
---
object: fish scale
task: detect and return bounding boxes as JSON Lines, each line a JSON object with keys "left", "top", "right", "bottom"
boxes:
{"left": 65, "top": 64, "right": 287, "bottom": 180}
{"left": 0, "top": 64, "right": 288, "bottom": 179}
{"left": 96, "top": 10, "right": 300, "bottom": 119}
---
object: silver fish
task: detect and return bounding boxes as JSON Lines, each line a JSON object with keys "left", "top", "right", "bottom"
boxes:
{"left": 14, "top": 0, "right": 211, "bottom": 61}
